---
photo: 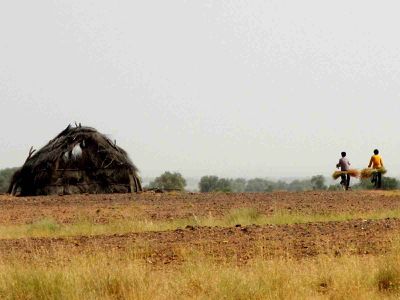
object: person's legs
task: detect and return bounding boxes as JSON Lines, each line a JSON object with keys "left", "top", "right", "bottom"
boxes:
{"left": 377, "top": 172, "right": 382, "bottom": 189}
{"left": 346, "top": 174, "right": 350, "bottom": 190}
{"left": 371, "top": 173, "right": 376, "bottom": 183}
{"left": 340, "top": 174, "right": 346, "bottom": 187}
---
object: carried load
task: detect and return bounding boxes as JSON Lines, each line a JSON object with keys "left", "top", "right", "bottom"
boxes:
{"left": 360, "top": 167, "right": 387, "bottom": 179}
{"left": 332, "top": 169, "right": 360, "bottom": 180}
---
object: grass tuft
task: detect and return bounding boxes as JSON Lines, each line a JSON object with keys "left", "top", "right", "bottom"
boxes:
{"left": 225, "top": 208, "right": 262, "bottom": 226}
{"left": 375, "top": 265, "right": 400, "bottom": 292}
{"left": 27, "top": 218, "right": 61, "bottom": 235}
{"left": 0, "top": 269, "right": 65, "bottom": 300}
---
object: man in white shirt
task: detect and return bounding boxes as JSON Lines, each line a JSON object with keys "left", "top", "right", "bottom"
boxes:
{"left": 336, "top": 152, "right": 351, "bottom": 190}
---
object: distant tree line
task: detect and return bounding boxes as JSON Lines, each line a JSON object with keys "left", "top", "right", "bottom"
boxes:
{"left": 198, "top": 174, "right": 400, "bottom": 192}
{"left": 198, "top": 175, "right": 326, "bottom": 192}
{"left": 352, "top": 177, "right": 399, "bottom": 190}
{"left": 1, "top": 168, "right": 400, "bottom": 194}
{"left": 0, "top": 168, "right": 18, "bottom": 193}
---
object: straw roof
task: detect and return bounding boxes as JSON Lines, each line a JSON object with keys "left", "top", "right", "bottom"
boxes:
{"left": 9, "top": 124, "right": 142, "bottom": 196}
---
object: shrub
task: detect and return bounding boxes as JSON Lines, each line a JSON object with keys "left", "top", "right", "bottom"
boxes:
{"left": 199, "top": 176, "right": 220, "bottom": 192}
{"left": 311, "top": 175, "right": 327, "bottom": 190}
{"left": 149, "top": 172, "right": 186, "bottom": 191}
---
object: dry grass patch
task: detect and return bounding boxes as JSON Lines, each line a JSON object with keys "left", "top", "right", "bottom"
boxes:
{"left": 1, "top": 208, "right": 400, "bottom": 239}
{"left": 1, "top": 246, "right": 400, "bottom": 299}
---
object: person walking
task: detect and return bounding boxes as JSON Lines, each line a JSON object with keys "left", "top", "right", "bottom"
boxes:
{"left": 336, "top": 151, "right": 351, "bottom": 190}
{"left": 368, "top": 149, "right": 384, "bottom": 189}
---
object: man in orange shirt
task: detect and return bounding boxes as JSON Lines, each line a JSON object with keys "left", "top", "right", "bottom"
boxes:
{"left": 368, "top": 149, "right": 384, "bottom": 189}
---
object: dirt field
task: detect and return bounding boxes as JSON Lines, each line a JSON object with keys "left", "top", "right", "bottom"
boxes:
{"left": 1, "top": 191, "right": 400, "bottom": 267}
{"left": 1, "top": 190, "right": 400, "bottom": 224}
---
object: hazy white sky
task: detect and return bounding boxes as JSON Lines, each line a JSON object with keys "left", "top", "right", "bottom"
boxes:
{"left": 1, "top": 1, "right": 400, "bottom": 178}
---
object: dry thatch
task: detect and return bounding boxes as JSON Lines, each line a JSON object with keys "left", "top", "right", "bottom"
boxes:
{"left": 360, "top": 167, "right": 387, "bottom": 179}
{"left": 8, "top": 125, "right": 142, "bottom": 196}
{"left": 332, "top": 169, "right": 360, "bottom": 180}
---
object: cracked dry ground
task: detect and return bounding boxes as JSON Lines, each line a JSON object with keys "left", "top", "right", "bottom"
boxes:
{"left": 1, "top": 191, "right": 400, "bottom": 266}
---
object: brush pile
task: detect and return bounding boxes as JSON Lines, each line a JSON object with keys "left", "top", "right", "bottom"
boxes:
{"left": 360, "top": 168, "right": 387, "bottom": 179}
{"left": 332, "top": 169, "right": 360, "bottom": 180}
{"left": 8, "top": 124, "right": 142, "bottom": 196}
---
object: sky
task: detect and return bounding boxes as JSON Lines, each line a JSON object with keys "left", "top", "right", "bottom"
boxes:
{"left": 1, "top": 0, "right": 400, "bottom": 179}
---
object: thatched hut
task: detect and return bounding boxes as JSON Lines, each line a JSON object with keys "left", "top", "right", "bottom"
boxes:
{"left": 8, "top": 125, "right": 142, "bottom": 196}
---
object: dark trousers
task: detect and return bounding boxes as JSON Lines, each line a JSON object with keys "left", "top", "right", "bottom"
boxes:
{"left": 372, "top": 172, "right": 382, "bottom": 189}
{"left": 340, "top": 174, "right": 350, "bottom": 190}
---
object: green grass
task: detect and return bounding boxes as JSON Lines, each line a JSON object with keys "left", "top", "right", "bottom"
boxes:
{"left": 1, "top": 208, "right": 400, "bottom": 239}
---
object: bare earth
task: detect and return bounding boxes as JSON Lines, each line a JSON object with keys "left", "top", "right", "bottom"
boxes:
{"left": 1, "top": 191, "right": 400, "bottom": 266}
{"left": 1, "top": 191, "right": 400, "bottom": 224}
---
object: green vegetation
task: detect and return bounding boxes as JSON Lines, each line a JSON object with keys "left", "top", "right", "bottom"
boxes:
{"left": 198, "top": 176, "right": 236, "bottom": 192}
{"left": 353, "top": 177, "right": 400, "bottom": 190}
{"left": 144, "top": 167, "right": 400, "bottom": 192}
{"left": 199, "top": 175, "right": 316, "bottom": 192}
{"left": 311, "top": 175, "right": 327, "bottom": 190}
{"left": 198, "top": 175, "right": 219, "bottom": 192}
{"left": 245, "top": 178, "right": 273, "bottom": 192}
{"left": 0, "top": 168, "right": 18, "bottom": 193}
{"left": 195, "top": 173, "right": 399, "bottom": 192}
{"left": 149, "top": 171, "right": 186, "bottom": 191}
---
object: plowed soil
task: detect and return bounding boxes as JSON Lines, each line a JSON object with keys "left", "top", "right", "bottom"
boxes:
{"left": 1, "top": 191, "right": 400, "bottom": 224}
{"left": 1, "top": 191, "right": 400, "bottom": 266}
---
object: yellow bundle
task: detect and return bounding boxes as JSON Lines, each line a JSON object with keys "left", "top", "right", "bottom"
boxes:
{"left": 332, "top": 169, "right": 360, "bottom": 180}
{"left": 360, "top": 167, "right": 387, "bottom": 179}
